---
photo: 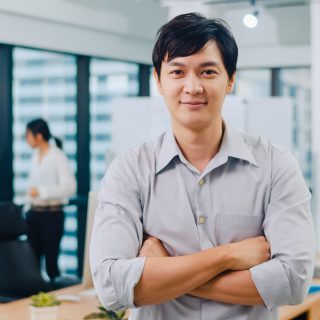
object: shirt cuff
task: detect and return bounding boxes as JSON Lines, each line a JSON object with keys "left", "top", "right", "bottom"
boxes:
{"left": 94, "top": 256, "right": 146, "bottom": 311}
{"left": 112, "top": 256, "right": 146, "bottom": 309}
{"left": 250, "top": 259, "right": 291, "bottom": 310}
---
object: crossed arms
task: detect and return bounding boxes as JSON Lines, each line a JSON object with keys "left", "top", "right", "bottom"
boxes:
{"left": 134, "top": 235, "right": 269, "bottom": 306}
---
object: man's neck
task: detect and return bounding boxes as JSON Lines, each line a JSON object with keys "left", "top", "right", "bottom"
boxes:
{"left": 173, "top": 120, "right": 224, "bottom": 173}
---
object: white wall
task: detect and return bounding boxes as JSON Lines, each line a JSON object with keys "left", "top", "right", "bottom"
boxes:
{"left": 0, "top": 0, "right": 168, "bottom": 63}
{"left": 238, "top": 45, "right": 310, "bottom": 69}
{"left": 165, "top": 1, "right": 210, "bottom": 18}
{"left": 311, "top": 2, "right": 320, "bottom": 155}
{"left": 311, "top": 2, "right": 320, "bottom": 246}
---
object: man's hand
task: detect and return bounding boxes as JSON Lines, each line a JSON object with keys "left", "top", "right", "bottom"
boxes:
{"left": 139, "top": 236, "right": 170, "bottom": 258}
{"left": 226, "top": 236, "right": 270, "bottom": 270}
{"left": 139, "top": 235, "right": 270, "bottom": 271}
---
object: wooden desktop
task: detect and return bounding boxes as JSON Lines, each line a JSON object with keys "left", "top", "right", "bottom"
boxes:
{"left": 1, "top": 284, "right": 320, "bottom": 320}
{"left": 279, "top": 287, "right": 320, "bottom": 320}
{"left": 0, "top": 285, "right": 99, "bottom": 320}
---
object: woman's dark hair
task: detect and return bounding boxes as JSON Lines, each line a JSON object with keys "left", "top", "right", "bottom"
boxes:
{"left": 26, "top": 118, "right": 62, "bottom": 149}
{"left": 152, "top": 12, "right": 238, "bottom": 80}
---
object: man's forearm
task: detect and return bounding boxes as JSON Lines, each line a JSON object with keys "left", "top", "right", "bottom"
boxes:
{"left": 134, "top": 246, "right": 231, "bottom": 306}
{"left": 189, "top": 270, "right": 264, "bottom": 305}
{"left": 134, "top": 236, "right": 269, "bottom": 307}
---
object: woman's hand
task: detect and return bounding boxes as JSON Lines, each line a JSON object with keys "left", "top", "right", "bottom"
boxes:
{"left": 29, "top": 187, "right": 39, "bottom": 198}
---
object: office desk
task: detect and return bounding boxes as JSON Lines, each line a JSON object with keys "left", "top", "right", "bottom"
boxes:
{"left": 279, "top": 292, "right": 320, "bottom": 320}
{"left": 278, "top": 278, "right": 320, "bottom": 320}
{"left": 1, "top": 285, "right": 320, "bottom": 320}
{"left": 0, "top": 285, "right": 100, "bottom": 320}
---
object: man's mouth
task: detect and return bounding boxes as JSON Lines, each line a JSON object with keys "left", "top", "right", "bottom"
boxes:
{"left": 180, "top": 100, "right": 207, "bottom": 108}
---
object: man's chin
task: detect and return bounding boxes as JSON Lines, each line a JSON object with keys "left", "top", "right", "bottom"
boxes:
{"left": 177, "top": 119, "right": 210, "bottom": 131}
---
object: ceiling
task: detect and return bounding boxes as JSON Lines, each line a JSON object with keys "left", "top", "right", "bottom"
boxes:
{"left": 156, "top": 0, "right": 311, "bottom": 9}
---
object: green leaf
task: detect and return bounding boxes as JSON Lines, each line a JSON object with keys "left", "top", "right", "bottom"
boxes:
{"left": 83, "top": 305, "right": 127, "bottom": 320}
{"left": 30, "top": 292, "right": 60, "bottom": 307}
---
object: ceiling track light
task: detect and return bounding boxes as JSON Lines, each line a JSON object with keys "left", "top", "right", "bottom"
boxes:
{"left": 243, "top": 0, "right": 259, "bottom": 28}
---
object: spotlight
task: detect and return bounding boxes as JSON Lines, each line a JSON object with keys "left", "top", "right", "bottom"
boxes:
{"left": 243, "top": 10, "right": 258, "bottom": 28}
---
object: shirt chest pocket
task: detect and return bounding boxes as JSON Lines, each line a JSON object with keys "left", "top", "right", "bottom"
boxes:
{"left": 215, "top": 214, "right": 264, "bottom": 245}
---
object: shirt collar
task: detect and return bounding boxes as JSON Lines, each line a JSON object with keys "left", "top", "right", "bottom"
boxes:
{"left": 156, "top": 131, "right": 180, "bottom": 174}
{"left": 156, "top": 123, "right": 258, "bottom": 174}
{"left": 219, "top": 123, "right": 258, "bottom": 166}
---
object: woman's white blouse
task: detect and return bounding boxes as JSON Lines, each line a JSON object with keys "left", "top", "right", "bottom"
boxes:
{"left": 28, "top": 145, "right": 76, "bottom": 206}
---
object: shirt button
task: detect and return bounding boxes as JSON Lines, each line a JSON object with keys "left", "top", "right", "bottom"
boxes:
{"left": 198, "top": 178, "right": 205, "bottom": 186}
{"left": 199, "top": 216, "right": 205, "bottom": 224}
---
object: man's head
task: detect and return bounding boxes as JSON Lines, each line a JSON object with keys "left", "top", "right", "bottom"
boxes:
{"left": 152, "top": 13, "right": 238, "bottom": 81}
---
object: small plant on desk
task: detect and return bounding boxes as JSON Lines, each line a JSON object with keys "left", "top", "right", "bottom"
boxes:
{"left": 84, "top": 306, "right": 128, "bottom": 319}
{"left": 31, "top": 292, "right": 61, "bottom": 307}
{"left": 29, "top": 292, "right": 61, "bottom": 320}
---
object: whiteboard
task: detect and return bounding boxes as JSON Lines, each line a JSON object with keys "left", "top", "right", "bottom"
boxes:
{"left": 109, "top": 95, "right": 293, "bottom": 155}
{"left": 222, "top": 96, "right": 293, "bottom": 149}
{"left": 110, "top": 97, "right": 170, "bottom": 155}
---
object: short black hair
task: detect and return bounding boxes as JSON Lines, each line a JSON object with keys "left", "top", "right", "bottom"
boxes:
{"left": 152, "top": 12, "right": 238, "bottom": 80}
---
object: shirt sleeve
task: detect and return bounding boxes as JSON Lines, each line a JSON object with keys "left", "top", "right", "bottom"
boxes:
{"left": 89, "top": 152, "right": 146, "bottom": 311}
{"left": 38, "top": 150, "right": 76, "bottom": 200}
{"left": 27, "top": 153, "right": 37, "bottom": 200}
{"left": 250, "top": 148, "right": 315, "bottom": 310}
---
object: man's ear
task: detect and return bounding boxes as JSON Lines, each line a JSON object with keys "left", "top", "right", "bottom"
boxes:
{"left": 227, "top": 72, "right": 236, "bottom": 94}
{"left": 153, "top": 68, "right": 163, "bottom": 96}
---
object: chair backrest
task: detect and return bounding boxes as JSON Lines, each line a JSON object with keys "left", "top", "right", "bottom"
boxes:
{"left": 82, "top": 191, "right": 98, "bottom": 289}
{"left": 0, "top": 241, "right": 52, "bottom": 299}
{"left": 0, "top": 202, "right": 26, "bottom": 241}
{"left": 0, "top": 203, "right": 52, "bottom": 300}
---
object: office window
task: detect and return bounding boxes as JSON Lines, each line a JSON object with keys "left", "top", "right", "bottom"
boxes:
{"left": 279, "top": 68, "right": 312, "bottom": 189}
{"left": 12, "top": 47, "right": 78, "bottom": 276}
{"left": 235, "top": 69, "right": 271, "bottom": 97}
{"left": 90, "top": 59, "right": 139, "bottom": 191}
{"left": 150, "top": 68, "right": 160, "bottom": 97}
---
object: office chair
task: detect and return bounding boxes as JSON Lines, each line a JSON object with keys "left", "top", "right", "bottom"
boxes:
{"left": 0, "top": 202, "right": 52, "bottom": 302}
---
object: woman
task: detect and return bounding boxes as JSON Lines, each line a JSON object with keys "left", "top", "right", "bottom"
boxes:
{"left": 25, "top": 118, "right": 76, "bottom": 282}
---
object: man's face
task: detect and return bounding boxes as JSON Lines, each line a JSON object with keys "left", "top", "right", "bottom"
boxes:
{"left": 154, "top": 41, "right": 235, "bottom": 131}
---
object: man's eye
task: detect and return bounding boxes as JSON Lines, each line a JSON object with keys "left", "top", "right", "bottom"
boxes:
{"left": 202, "top": 70, "right": 217, "bottom": 75}
{"left": 170, "top": 70, "right": 183, "bottom": 75}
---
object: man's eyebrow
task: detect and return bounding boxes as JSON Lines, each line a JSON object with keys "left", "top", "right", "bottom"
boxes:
{"left": 166, "top": 61, "right": 219, "bottom": 67}
{"left": 199, "top": 61, "right": 219, "bottom": 67}
{"left": 167, "top": 61, "right": 186, "bottom": 67}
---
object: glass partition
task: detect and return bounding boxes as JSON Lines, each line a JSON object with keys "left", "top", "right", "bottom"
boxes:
{"left": 12, "top": 47, "right": 78, "bottom": 276}
{"left": 89, "top": 59, "right": 139, "bottom": 191}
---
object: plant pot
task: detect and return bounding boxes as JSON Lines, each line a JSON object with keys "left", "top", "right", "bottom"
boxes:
{"left": 29, "top": 305, "right": 60, "bottom": 320}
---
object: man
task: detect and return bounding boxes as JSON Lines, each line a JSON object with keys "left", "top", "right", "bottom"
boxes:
{"left": 90, "top": 13, "right": 315, "bottom": 320}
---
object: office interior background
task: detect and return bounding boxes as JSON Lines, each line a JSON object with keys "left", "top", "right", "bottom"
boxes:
{"left": 0, "top": 0, "right": 319, "bottom": 280}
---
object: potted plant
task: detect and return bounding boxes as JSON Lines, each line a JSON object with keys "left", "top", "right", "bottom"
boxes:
{"left": 84, "top": 306, "right": 129, "bottom": 319}
{"left": 29, "top": 292, "right": 61, "bottom": 320}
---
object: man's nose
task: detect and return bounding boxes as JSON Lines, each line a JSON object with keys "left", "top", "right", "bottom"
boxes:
{"left": 182, "top": 74, "right": 204, "bottom": 95}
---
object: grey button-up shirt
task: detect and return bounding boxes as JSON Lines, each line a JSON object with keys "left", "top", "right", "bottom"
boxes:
{"left": 90, "top": 124, "right": 315, "bottom": 320}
